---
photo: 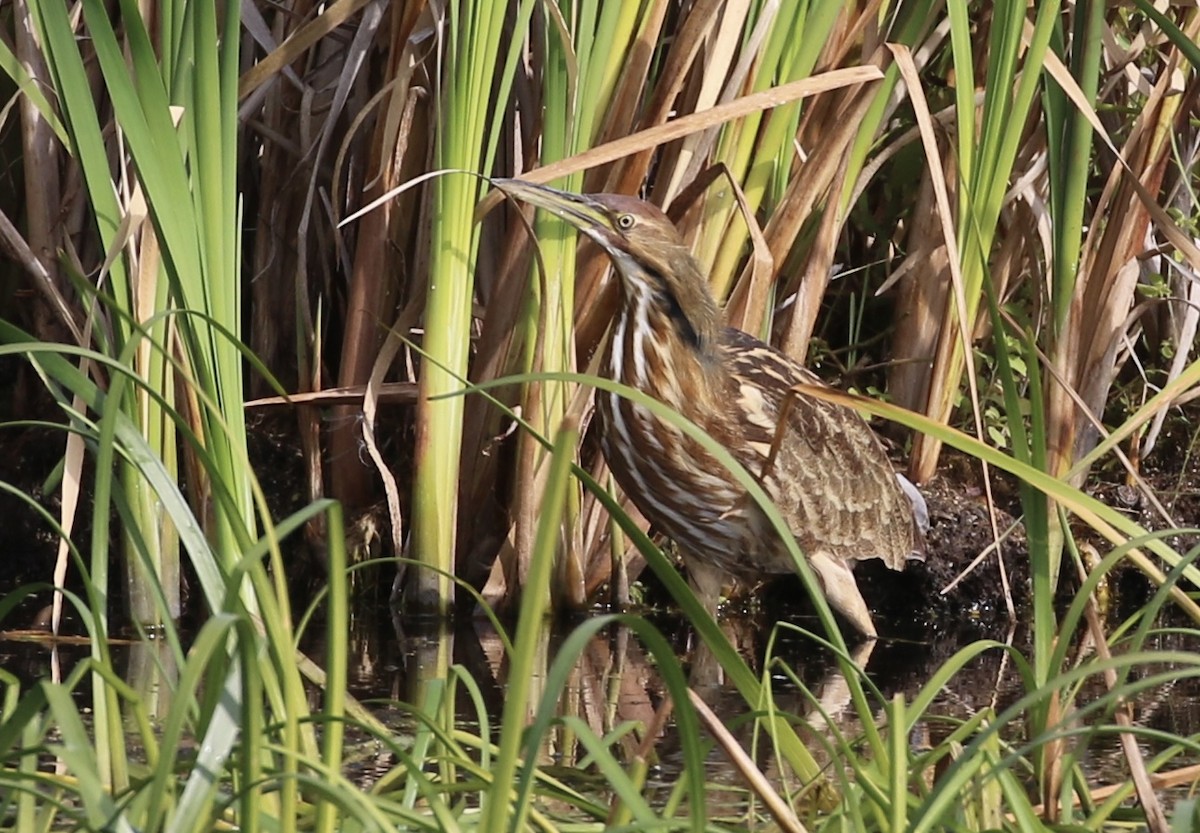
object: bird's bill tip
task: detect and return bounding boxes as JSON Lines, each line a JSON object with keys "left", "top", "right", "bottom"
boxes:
{"left": 490, "top": 178, "right": 610, "bottom": 231}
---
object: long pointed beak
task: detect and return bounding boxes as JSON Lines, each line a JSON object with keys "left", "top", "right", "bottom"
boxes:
{"left": 492, "top": 178, "right": 612, "bottom": 235}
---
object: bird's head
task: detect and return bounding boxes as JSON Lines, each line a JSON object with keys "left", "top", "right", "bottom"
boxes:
{"left": 494, "top": 179, "right": 721, "bottom": 354}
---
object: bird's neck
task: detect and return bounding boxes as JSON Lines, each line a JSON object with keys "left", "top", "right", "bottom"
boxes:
{"left": 607, "top": 284, "right": 725, "bottom": 410}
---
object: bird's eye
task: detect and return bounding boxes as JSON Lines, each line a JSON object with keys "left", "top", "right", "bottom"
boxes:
{"left": 616, "top": 213, "right": 636, "bottom": 231}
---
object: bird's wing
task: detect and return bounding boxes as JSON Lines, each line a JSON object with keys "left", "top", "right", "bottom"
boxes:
{"left": 718, "top": 327, "right": 920, "bottom": 568}
{"left": 718, "top": 327, "right": 850, "bottom": 461}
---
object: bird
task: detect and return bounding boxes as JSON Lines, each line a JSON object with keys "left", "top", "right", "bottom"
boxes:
{"left": 494, "top": 178, "right": 927, "bottom": 637}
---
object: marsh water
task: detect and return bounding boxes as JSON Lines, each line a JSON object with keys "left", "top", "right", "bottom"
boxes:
{"left": 259, "top": 606, "right": 1200, "bottom": 818}
{"left": 8, "top": 586, "right": 1198, "bottom": 825}
{"left": 2, "top": 449, "right": 1198, "bottom": 821}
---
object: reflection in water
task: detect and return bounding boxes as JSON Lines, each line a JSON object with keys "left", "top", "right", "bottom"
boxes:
{"left": 315, "top": 607, "right": 1200, "bottom": 820}
{"left": 125, "top": 636, "right": 179, "bottom": 722}
{"left": 331, "top": 609, "right": 1003, "bottom": 819}
{"left": 6, "top": 601, "right": 1200, "bottom": 820}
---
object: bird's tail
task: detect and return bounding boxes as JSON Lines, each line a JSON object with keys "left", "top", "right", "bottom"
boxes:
{"left": 896, "top": 473, "right": 929, "bottom": 561}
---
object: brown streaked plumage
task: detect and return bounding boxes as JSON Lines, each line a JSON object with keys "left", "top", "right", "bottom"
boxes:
{"left": 495, "top": 179, "right": 926, "bottom": 637}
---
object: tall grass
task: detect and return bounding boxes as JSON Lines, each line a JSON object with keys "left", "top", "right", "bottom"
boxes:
{"left": 21, "top": 0, "right": 255, "bottom": 626}
{"left": 1, "top": 0, "right": 1199, "bottom": 830}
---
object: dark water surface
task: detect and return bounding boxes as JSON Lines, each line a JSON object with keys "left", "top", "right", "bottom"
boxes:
{"left": 312, "top": 599, "right": 1200, "bottom": 819}
{"left": 5, "top": 597, "right": 1200, "bottom": 824}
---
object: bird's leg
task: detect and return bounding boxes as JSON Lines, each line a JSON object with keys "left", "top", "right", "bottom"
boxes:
{"left": 808, "top": 550, "right": 877, "bottom": 638}
{"left": 686, "top": 557, "right": 728, "bottom": 616}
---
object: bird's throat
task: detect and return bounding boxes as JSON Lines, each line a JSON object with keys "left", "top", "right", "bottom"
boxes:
{"left": 607, "top": 292, "right": 722, "bottom": 412}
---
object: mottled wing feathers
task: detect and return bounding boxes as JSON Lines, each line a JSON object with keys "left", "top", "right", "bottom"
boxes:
{"left": 718, "top": 328, "right": 919, "bottom": 571}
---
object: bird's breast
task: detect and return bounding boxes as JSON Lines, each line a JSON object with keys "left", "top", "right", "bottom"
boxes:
{"left": 597, "top": 307, "right": 747, "bottom": 555}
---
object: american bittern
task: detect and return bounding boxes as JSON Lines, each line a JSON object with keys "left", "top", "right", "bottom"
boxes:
{"left": 495, "top": 179, "right": 927, "bottom": 637}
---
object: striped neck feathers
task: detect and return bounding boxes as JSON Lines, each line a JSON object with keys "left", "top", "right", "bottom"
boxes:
{"left": 607, "top": 259, "right": 726, "bottom": 408}
{"left": 608, "top": 247, "right": 721, "bottom": 359}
